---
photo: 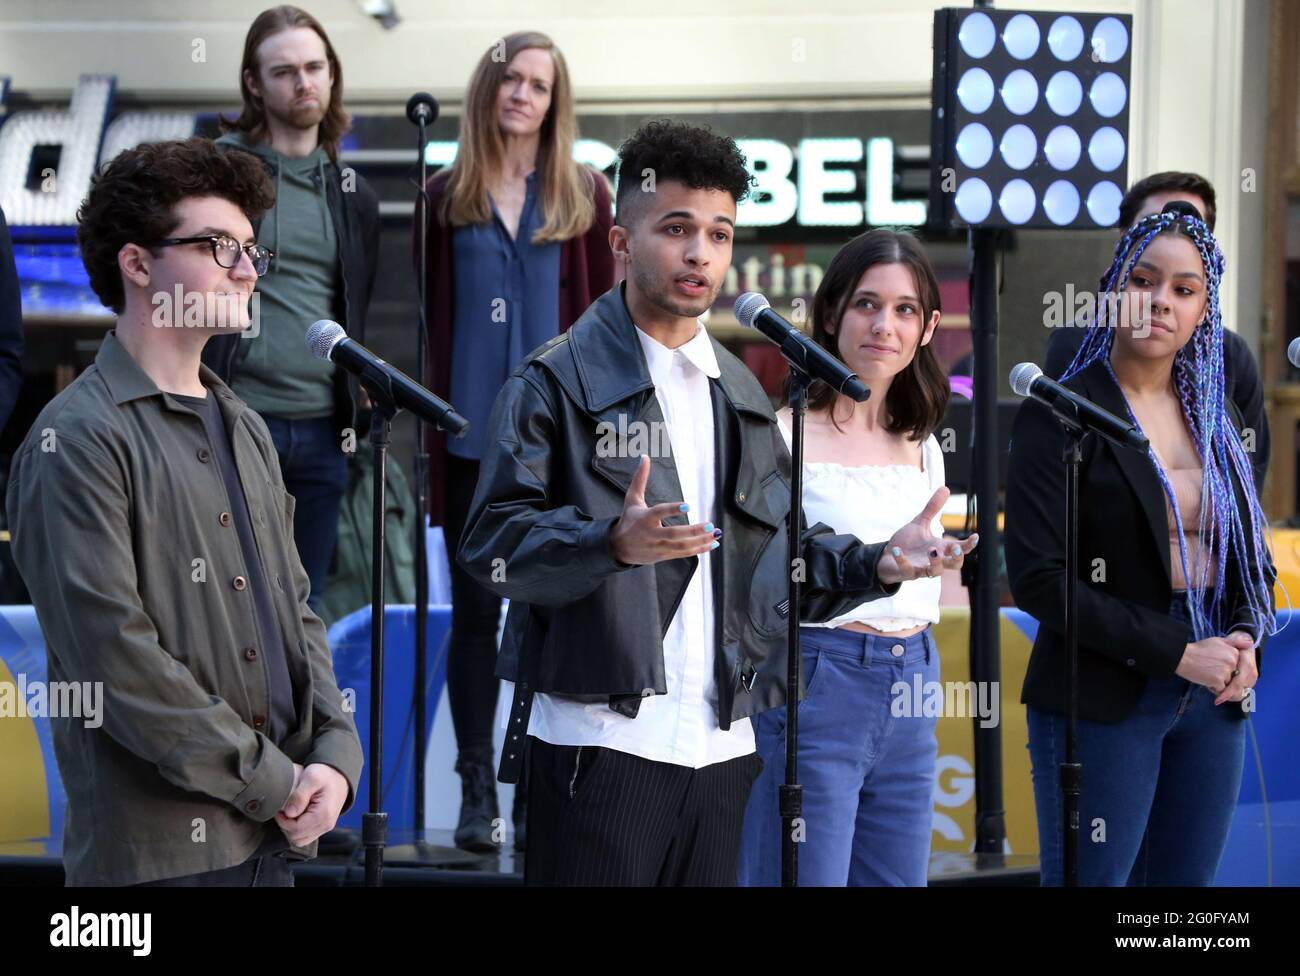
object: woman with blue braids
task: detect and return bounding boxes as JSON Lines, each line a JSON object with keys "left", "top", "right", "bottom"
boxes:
{"left": 1004, "top": 200, "right": 1277, "bottom": 886}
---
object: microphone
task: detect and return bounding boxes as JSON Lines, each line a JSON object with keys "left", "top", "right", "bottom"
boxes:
{"left": 406, "top": 92, "right": 439, "bottom": 127}
{"left": 1287, "top": 337, "right": 1300, "bottom": 368}
{"left": 1010, "top": 362, "right": 1147, "bottom": 452}
{"left": 734, "top": 292, "right": 870, "bottom": 402}
{"left": 307, "top": 320, "right": 468, "bottom": 435}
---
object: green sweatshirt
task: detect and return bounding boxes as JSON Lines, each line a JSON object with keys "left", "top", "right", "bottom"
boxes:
{"left": 216, "top": 131, "right": 338, "bottom": 419}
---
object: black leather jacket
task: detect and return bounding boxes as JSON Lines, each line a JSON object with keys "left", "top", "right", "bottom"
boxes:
{"left": 457, "top": 283, "right": 900, "bottom": 781}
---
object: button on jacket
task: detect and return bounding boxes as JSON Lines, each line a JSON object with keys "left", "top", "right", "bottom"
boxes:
{"left": 6, "top": 331, "right": 364, "bottom": 886}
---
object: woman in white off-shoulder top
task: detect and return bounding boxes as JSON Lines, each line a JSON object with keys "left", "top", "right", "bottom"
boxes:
{"left": 738, "top": 228, "right": 959, "bottom": 887}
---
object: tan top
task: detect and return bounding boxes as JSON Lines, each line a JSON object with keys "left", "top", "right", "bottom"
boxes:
{"left": 1164, "top": 461, "right": 1217, "bottom": 589}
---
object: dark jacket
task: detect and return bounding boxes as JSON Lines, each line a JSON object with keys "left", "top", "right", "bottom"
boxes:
{"left": 1045, "top": 323, "right": 1269, "bottom": 494}
{"left": 202, "top": 140, "right": 381, "bottom": 436}
{"left": 1004, "top": 358, "right": 1275, "bottom": 724}
{"left": 6, "top": 332, "right": 364, "bottom": 885}
{"left": 418, "top": 167, "right": 616, "bottom": 527}
{"left": 457, "top": 284, "right": 901, "bottom": 782}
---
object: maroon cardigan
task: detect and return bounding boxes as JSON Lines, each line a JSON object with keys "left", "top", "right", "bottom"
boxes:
{"left": 418, "top": 166, "right": 616, "bottom": 526}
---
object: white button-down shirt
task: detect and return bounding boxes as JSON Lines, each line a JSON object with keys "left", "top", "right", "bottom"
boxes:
{"left": 499, "top": 320, "right": 756, "bottom": 768}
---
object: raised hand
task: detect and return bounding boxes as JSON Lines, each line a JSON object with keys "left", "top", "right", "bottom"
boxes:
{"left": 875, "top": 486, "right": 978, "bottom": 585}
{"left": 609, "top": 455, "right": 719, "bottom": 566}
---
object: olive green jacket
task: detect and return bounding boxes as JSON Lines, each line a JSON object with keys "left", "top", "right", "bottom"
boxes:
{"left": 6, "top": 331, "right": 363, "bottom": 886}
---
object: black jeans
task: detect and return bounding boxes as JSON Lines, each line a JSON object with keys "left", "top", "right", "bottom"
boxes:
{"left": 442, "top": 454, "right": 504, "bottom": 764}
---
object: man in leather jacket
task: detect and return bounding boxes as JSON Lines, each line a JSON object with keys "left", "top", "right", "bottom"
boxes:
{"left": 457, "top": 121, "right": 973, "bottom": 885}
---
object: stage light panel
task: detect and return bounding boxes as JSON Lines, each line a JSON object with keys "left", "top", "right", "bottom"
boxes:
{"left": 930, "top": 8, "right": 1132, "bottom": 230}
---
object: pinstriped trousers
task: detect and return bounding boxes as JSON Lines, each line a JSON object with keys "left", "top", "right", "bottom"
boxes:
{"left": 525, "top": 736, "right": 765, "bottom": 886}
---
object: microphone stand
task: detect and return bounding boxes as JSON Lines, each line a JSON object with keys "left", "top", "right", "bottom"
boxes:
{"left": 780, "top": 366, "right": 813, "bottom": 887}
{"left": 1058, "top": 411, "right": 1086, "bottom": 888}
{"left": 364, "top": 396, "right": 398, "bottom": 887}
{"left": 967, "top": 223, "right": 1007, "bottom": 864}
{"left": 411, "top": 104, "right": 432, "bottom": 843}
{"left": 358, "top": 369, "right": 466, "bottom": 885}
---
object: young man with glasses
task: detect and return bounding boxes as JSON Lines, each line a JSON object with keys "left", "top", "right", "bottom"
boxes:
{"left": 204, "top": 5, "right": 381, "bottom": 612}
{"left": 6, "top": 137, "right": 363, "bottom": 886}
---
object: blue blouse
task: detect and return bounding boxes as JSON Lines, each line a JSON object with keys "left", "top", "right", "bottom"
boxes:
{"left": 448, "top": 171, "right": 561, "bottom": 460}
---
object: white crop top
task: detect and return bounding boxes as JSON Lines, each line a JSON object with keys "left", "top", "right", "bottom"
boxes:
{"left": 777, "top": 417, "right": 944, "bottom": 632}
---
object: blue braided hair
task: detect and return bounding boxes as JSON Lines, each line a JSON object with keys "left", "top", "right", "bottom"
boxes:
{"left": 1060, "top": 203, "right": 1276, "bottom": 642}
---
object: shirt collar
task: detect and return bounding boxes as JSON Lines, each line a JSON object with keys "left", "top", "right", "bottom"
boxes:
{"left": 96, "top": 329, "right": 239, "bottom": 411}
{"left": 633, "top": 319, "right": 721, "bottom": 384}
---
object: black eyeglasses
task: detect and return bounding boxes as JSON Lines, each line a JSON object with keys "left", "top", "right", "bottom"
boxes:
{"left": 150, "top": 235, "right": 274, "bottom": 276}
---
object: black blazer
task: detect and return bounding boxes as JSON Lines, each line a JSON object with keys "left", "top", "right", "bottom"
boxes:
{"left": 1004, "top": 359, "right": 1274, "bottom": 723}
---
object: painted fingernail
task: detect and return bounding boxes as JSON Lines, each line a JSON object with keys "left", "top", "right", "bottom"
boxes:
{"left": 679, "top": 503, "right": 690, "bottom": 512}
{"left": 704, "top": 523, "right": 714, "bottom": 532}
{"left": 950, "top": 544, "right": 961, "bottom": 556}
{"left": 929, "top": 548, "right": 939, "bottom": 559}
{"left": 713, "top": 528, "right": 723, "bottom": 538}
{"left": 891, "top": 547, "right": 902, "bottom": 557}
{"left": 710, "top": 540, "right": 720, "bottom": 549}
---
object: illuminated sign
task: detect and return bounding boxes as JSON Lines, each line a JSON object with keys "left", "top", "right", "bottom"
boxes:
{"left": 1, "top": 75, "right": 937, "bottom": 318}
{"left": 427, "top": 134, "right": 925, "bottom": 228}
{"left": 0, "top": 75, "right": 195, "bottom": 226}
{"left": 1, "top": 76, "right": 927, "bottom": 232}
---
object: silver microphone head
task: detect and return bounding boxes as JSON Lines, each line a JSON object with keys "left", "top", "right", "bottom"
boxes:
{"left": 1288, "top": 337, "right": 1300, "bottom": 369}
{"left": 1009, "top": 362, "right": 1044, "bottom": 398}
{"left": 733, "top": 292, "right": 771, "bottom": 330}
{"left": 306, "top": 319, "right": 346, "bottom": 361}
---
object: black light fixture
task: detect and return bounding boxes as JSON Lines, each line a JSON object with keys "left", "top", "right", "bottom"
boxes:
{"left": 929, "top": 8, "right": 1133, "bottom": 229}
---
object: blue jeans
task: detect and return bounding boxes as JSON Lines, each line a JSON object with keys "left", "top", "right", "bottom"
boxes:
{"left": 1027, "top": 592, "right": 1245, "bottom": 886}
{"left": 263, "top": 415, "right": 348, "bottom": 613}
{"left": 738, "top": 625, "right": 940, "bottom": 886}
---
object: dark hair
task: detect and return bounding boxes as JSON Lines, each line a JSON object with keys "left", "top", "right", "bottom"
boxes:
{"left": 803, "top": 229, "right": 950, "bottom": 442}
{"left": 1118, "top": 171, "right": 1217, "bottom": 231}
{"left": 219, "top": 5, "right": 350, "bottom": 162}
{"left": 76, "top": 137, "right": 275, "bottom": 313}
{"left": 614, "top": 119, "right": 753, "bottom": 227}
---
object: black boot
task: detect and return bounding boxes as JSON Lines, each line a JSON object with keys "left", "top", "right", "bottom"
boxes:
{"left": 453, "top": 755, "right": 500, "bottom": 853}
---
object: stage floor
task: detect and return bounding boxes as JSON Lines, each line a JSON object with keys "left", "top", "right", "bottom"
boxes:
{"left": 0, "top": 828, "right": 1039, "bottom": 886}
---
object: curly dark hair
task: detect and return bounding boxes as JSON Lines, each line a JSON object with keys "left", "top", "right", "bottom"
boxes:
{"left": 76, "top": 137, "right": 275, "bottom": 313}
{"left": 614, "top": 119, "right": 754, "bottom": 227}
